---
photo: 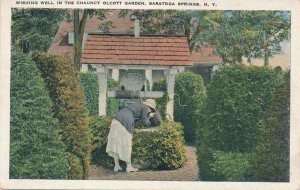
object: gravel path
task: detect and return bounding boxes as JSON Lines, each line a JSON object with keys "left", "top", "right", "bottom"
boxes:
{"left": 88, "top": 146, "right": 199, "bottom": 181}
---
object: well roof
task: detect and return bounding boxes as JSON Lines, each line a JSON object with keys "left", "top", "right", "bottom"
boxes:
{"left": 81, "top": 34, "right": 192, "bottom": 66}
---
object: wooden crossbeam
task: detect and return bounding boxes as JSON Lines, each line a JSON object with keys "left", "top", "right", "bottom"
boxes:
{"left": 107, "top": 91, "right": 164, "bottom": 98}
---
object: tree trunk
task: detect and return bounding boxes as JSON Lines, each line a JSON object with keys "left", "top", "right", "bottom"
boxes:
{"left": 184, "top": 17, "right": 193, "bottom": 53}
{"left": 264, "top": 49, "right": 269, "bottom": 66}
{"left": 73, "top": 10, "right": 88, "bottom": 71}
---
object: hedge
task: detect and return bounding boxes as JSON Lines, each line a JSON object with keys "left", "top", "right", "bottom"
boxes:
{"left": 80, "top": 73, "right": 120, "bottom": 116}
{"left": 107, "top": 77, "right": 120, "bottom": 116}
{"left": 174, "top": 72, "right": 206, "bottom": 143}
{"left": 80, "top": 72, "right": 99, "bottom": 116}
{"left": 89, "top": 116, "right": 186, "bottom": 170}
{"left": 10, "top": 50, "right": 69, "bottom": 179}
{"left": 252, "top": 71, "right": 290, "bottom": 182}
{"left": 32, "top": 52, "right": 92, "bottom": 179}
{"left": 210, "top": 151, "right": 253, "bottom": 181}
{"left": 152, "top": 79, "right": 168, "bottom": 120}
{"left": 197, "top": 64, "right": 284, "bottom": 181}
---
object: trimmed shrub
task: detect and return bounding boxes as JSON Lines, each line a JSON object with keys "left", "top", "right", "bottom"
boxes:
{"left": 252, "top": 71, "right": 290, "bottom": 182}
{"left": 210, "top": 151, "right": 253, "bottom": 181}
{"left": 89, "top": 116, "right": 114, "bottom": 167}
{"left": 89, "top": 116, "right": 186, "bottom": 170}
{"left": 197, "top": 64, "right": 284, "bottom": 181}
{"left": 132, "top": 121, "right": 186, "bottom": 169}
{"left": 67, "top": 153, "right": 83, "bottom": 179}
{"left": 32, "top": 52, "right": 92, "bottom": 179}
{"left": 152, "top": 79, "right": 168, "bottom": 120}
{"left": 80, "top": 72, "right": 99, "bottom": 116}
{"left": 174, "top": 72, "right": 206, "bottom": 143}
{"left": 107, "top": 77, "right": 120, "bottom": 116}
{"left": 187, "top": 66, "right": 212, "bottom": 86}
{"left": 10, "top": 50, "right": 69, "bottom": 179}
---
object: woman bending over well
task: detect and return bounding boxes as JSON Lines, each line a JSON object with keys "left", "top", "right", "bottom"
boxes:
{"left": 106, "top": 99, "right": 161, "bottom": 172}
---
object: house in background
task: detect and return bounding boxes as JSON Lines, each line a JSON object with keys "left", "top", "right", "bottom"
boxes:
{"left": 48, "top": 10, "right": 222, "bottom": 85}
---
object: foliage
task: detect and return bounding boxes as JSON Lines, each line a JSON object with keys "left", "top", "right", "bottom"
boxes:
{"left": 11, "top": 8, "right": 65, "bottom": 53}
{"left": 120, "top": 10, "right": 205, "bottom": 52}
{"left": 80, "top": 72, "right": 99, "bottom": 116}
{"left": 10, "top": 50, "right": 69, "bottom": 179}
{"left": 132, "top": 121, "right": 186, "bottom": 170}
{"left": 210, "top": 151, "right": 253, "bottom": 181}
{"left": 187, "top": 66, "right": 212, "bottom": 86}
{"left": 99, "top": 21, "right": 113, "bottom": 33}
{"left": 32, "top": 52, "right": 92, "bottom": 179}
{"left": 107, "top": 77, "right": 120, "bottom": 116}
{"left": 67, "top": 153, "right": 83, "bottom": 179}
{"left": 252, "top": 71, "right": 290, "bottom": 182}
{"left": 197, "top": 64, "right": 284, "bottom": 180}
{"left": 152, "top": 78, "right": 167, "bottom": 92}
{"left": 174, "top": 72, "right": 206, "bottom": 143}
{"left": 197, "top": 11, "right": 290, "bottom": 64}
{"left": 152, "top": 79, "right": 168, "bottom": 120}
{"left": 89, "top": 116, "right": 114, "bottom": 167}
{"left": 89, "top": 116, "right": 186, "bottom": 170}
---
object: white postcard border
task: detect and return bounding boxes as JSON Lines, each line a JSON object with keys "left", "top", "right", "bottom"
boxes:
{"left": 1, "top": 0, "right": 300, "bottom": 189}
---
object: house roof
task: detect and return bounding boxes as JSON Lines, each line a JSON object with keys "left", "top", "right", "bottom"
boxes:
{"left": 81, "top": 34, "right": 192, "bottom": 66}
{"left": 191, "top": 45, "right": 222, "bottom": 65}
{"left": 48, "top": 10, "right": 222, "bottom": 66}
{"left": 48, "top": 10, "right": 134, "bottom": 60}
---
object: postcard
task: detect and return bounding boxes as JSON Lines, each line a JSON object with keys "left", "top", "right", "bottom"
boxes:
{"left": 1, "top": 0, "right": 300, "bottom": 189}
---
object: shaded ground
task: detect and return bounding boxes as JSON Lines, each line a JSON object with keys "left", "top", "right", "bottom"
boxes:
{"left": 88, "top": 146, "right": 199, "bottom": 181}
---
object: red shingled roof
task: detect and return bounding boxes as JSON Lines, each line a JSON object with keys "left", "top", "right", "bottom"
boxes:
{"left": 81, "top": 34, "right": 192, "bottom": 66}
{"left": 191, "top": 45, "right": 222, "bottom": 64}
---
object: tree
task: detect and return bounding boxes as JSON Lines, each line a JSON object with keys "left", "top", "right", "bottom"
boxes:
{"left": 10, "top": 49, "right": 69, "bottom": 179}
{"left": 120, "top": 10, "right": 205, "bottom": 52}
{"left": 71, "top": 9, "right": 109, "bottom": 70}
{"left": 11, "top": 8, "right": 65, "bottom": 53}
{"left": 246, "top": 11, "right": 290, "bottom": 65}
{"left": 197, "top": 11, "right": 290, "bottom": 65}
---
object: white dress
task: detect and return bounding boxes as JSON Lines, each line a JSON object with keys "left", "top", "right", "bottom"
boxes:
{"left": 106, "top": 119, "right": 133, "bottom": 163}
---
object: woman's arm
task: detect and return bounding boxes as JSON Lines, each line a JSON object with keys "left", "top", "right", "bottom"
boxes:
{"left": 140, "top": 106, "right": 151, "bottom": 126}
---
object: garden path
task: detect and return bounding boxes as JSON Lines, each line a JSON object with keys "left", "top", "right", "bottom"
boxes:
{"left": 88, "top": 146, "right": 199, "bottom": 181}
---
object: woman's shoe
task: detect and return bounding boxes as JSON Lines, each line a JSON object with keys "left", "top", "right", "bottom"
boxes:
{"left": 126, "top": 166, "right": 138, "bottom": 172}
{"left": 114, "top": 165, "right": 123, "bottom": 172}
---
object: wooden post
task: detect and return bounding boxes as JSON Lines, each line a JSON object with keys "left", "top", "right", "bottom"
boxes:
{"left": 97, "top": 65, "right": 107, "bottom": 116}
{"left": 112, "top": 69, "right": 119, "bottom": 81}
{"left": 166, "top": 68, "right": 178, "bottom": 121}
{"left": 81, "top": 64, "right": 88, "bottom": 72}
{"left": 145, "top": 69, "right": 153, "bottom": 90}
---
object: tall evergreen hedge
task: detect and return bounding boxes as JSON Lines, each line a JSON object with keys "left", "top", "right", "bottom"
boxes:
{"left": 107, "top": 77, "right": 120, "bottom": 116}
{"left": 10, "top": 50, "right": 69, "bottom": 179}
{"left": 32, "top": 52, "right": 92, "bottom": 179}
{"left": 252, "top": 72, "right": 290, "bottom": 182}
{"left": 197, "top": 64, "right": 284, "bottom": 181}
{"left": 174, "top": 72, "right": 206, "bottom": 143}
{"left": 80, "top": 72, "right": 99, "bottom": 116}
{"left": 152, "top": 79, "right": 168, "bottom": 120}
